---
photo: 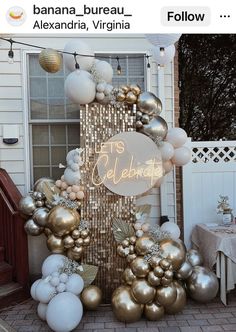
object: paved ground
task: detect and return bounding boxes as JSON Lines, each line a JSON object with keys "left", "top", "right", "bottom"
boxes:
{"left": 1, "top": 292, "right": 236, "bottom": 332}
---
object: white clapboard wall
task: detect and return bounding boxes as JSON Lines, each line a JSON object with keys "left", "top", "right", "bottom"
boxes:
{"left": 183, "top": 139, "right": 236, "bottom": 248}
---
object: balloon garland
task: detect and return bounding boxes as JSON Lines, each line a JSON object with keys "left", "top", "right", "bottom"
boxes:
{"left": 111, "top": 205, "right": 219, "bottom": 323}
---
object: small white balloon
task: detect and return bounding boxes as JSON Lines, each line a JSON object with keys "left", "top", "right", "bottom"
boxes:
{"left": 57, "top": 283, "right": 66, "bottom": 293}
{"left": 63, "top": 40, "right": 94, "bottom": 72}
{"left": 31, "top": 279, "right": 41, "bottom": 301}
{"left": 136, "top": 230, "right": 144, "bottom": 238}
{"left": 172, "top": 147, "right": 191, "bottom": 166}
{"left": 160, "top": 222, "right": 180, "bottom": 240}
{"left": 93, "top": 60, "right": 113, "bottom": 83}
{"left": 163, "top": 160, "right": 174, "bottom": 174}
{"left": 155, "top": 176, "right": 165, "bottom": 187}
{"left": 50, "top": 276, "right": 60, "bottom": 287}
{"left": 96, "top": 92, "right": 105, "bottom": 101}
{"left": 46, "top": 292, "right": 83, "bottom": 332}
{"left": 96, "top": 82, "right": 106, "bottom": 93}
{"left": 59, "top": 273, "right": 69, "bottom": 284}
{"left": 166, "top": 128, "right": 188, "bottom": 148}
{"left": 65, "top": 70, "right": 96, "bottom": 105}
{"left": 51, "top": 271, "right": 60, "bottom": 278}
{"left": 42, "top": 254, "right": 65, "bottom": 277}
{"left": 160, "top": 142, "right": 175, "bottom": 161}
{"left": 66, "top": 274, "right": 84, "bottom": 296}
{"left": 35, "top": 280, "right": 56, "bottom": 304}
{"left": 37, "top": 303, "right": 48, "bottom": 321}
{"left": 104, "top": 84, "right": 113, "bottom": 95}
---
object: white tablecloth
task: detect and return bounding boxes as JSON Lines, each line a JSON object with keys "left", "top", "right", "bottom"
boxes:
{"left": 191, "top": 223, "right": 236, "bottom": 305}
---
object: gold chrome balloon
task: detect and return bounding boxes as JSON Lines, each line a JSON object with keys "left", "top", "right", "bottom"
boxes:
{"left": 67, "top": 245, "right": 83, "bottom": 261}
{"left": 39, "top": 49, "right": 62, "bottom": 73}
{"left": 147, "top": 271, "right": 161, "bottom": 287}
{"left": 32, "top": 207, "right": 49, "bottom": 227}
{"left": 135, "top": 236, "right": 155, "bottom": 256}
{"left": 160, "top": 259, "right": 171, "bottom": 270}
{"left": 130, "top": 257, "right": 150, "bottom": 278}
{"left": 71, "top": 229, "right": 80, "bottom": 239}
{"left": 164, "top": 270, "right": 174, "bottom": 279}
{"left": 161, "top": 277, "right": 172, "bottom": 286}
{"left": 81, "top": 229, "right": 90, "bottom": 239}
{"left": 116, "top": 91, "right": 126, "bottom": 102}
{"left": 175, "top": 260, "right": 192, "bottom": 280}
{"left": 47, "top": 206, "right": 80, "bottom": 237}
{"left": 83, "top": 236, "right": 91, "bottom": 246}
{"left": 34, "top": 177, "right": 55, "bottom": 194}
{"left": 126, "top": 92, "right": 137, "bottom": 105}
{"left": 137, "top": 92, "right": 162, "bottom": 116}
{"left": 81, "top": 285, "right": 102, "bottom": 310}
{"left": 126, "top": 254, "right": 137, "bottom": 263}
{"left": 155, "top": 283, "right": 177, "bottom": 307}
{"left": 75, "top": 237, "right": 84, "bottom": 247}
{"left": 130, "top": 84, "right": 141, "bottom": 96}
{"left": 24, "top": 219, "right": 43, "bottom": 236}
{"left": 153, "top": 266, "right": 164, "bottom": 278}
{"left": 149, "top": 255, "right": 162, "bottom": 268}
{"left": 112, "top": 286, "right": 143, "bottom": 323}
{"left": 117, "top": 245, "right": 129, "bottom": 258}
{"left": 159, "top": 239, "right": 186, "bottom": 271}
{"left": 122, "top": 268, "right": 136, "bottom": 286}
{"left": 129, "top": 236, "right": 137, "bottom": 245}
{"left": 19, "top": 196, "right": 36, "bottom": 216}
{"left": 131, "top": 279, "right": 156, "bottom": 304}
{"left": 47, "top": 234, "right": 64, "bottom": 254}
{"left": 120, "top": 85, "right": 130, "bottom": 94}
{"left": 144, "top": 302, "right": 164, "bottom": 321}
{"left": 44, "top": 227, "right": 52, "bottom": 237}
{"left": 165, "top": 281, "right": 187, "bottom": 314}
{"left": 63, "top": 235, "right": 75, "bottom": 249}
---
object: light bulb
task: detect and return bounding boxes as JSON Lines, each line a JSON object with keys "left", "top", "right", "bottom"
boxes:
{"left": 8, "top": 50, "right": 14, "bottom": 64}
{"left": 160, "top": 47, "right": 165, "bottom": 57}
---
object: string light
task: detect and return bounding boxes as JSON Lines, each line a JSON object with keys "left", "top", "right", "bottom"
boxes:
{"left": 160, "top": 47, "right": 165, "bottom": 57}
{"left": 74, "top": 53, "right": 80, "bottom": 70}
{"left": 8, "top": 39, "right": 14, "bottom": 64}
{"left": 146, "top": 55, "right": 151, "bottom": 68}
{"left": 116, "top": 56, "right": 121, "bottom": 75}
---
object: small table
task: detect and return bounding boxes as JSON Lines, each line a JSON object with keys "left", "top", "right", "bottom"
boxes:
{"left": 191, "top": 223, "right": 236, "bottom": 305}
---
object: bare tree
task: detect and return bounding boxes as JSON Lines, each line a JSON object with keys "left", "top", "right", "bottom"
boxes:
{"left": 178, "top": 34, "right": 236, "bottom": 141}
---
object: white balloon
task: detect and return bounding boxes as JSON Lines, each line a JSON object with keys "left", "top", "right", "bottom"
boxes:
{"left": 163, "top": 160, "right": 174, "bottom": 174}
{"left": 96, "top": 82, "right": 106, "bottom": 93}
{"left": 50, "top": 276, "right": 60, "bottom": 287}
{"left": 57, "top": 283, "right": 66, "bottom": 293}
{"left": 172, "top": 147, "right": 191, "bottom": 166}
{"left": 152, "top": 44, "right": 176, "bottom": 65}
{"left": 65, "top": 70, "right": 96, "bottom": 105}
{"left": 46, "top": 292, "right": 83, "bottom": 332}
{"left": 160, "top": 142, "right": 175, "bottom": 161}
{"left": 166, "top": 128, "right": 188, "bottom": 148}
{"left": 35, "top": 280, "right": 56, "bottom": 304}
{"left": 51, "top": 271, "right": 60, "bottom": 278}
{"left": 63, "top": 40, "right": 94, "bottom": 72}
{"left": 104, "top": 84, "right": 113, "bottom": 95}
{"left": 59, "top": 273, "right": 69, "bottom": 284}
{"left": 66, "top": 274, "right": 84, "bottom": 296}
{"left": 96, "top": 92, "right": 105, "bottom": 101}
{"left": 160, "top": 222, "right": 180, "bottom": 240}
{"left": 93, "top": 60, "right": 113, "bottom": 83}
{"left": 37, "top": 302, "right": 48, "bottom": 321}
{"left": 42, "top": 254, "right": 65, "bottom": 277}
{"left": 31, "top": 279, "right": 41, "bottom": 301}
{"left": 145, "top": 34, "right": 182, "bottom": 47}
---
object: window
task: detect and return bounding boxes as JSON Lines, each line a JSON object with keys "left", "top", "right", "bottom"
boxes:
{"left": 28, "top": 52, "right": 145, "bottom": 185}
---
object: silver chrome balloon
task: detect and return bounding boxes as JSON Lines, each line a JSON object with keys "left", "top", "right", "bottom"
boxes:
{"left": 19, "top": 196, "right": 36, "bottom": 216}
{"left": 186, "top": 266, "right": 219, "bottom": 302}
{"left": 140, "top": 116, "right": 168, "bottom": 141}
{"left": 141, "top": 114, "right": 150, "bottom": 125}
{"left": 175, "top": 260, "right": 193, "bottom": 280}
{"left": 187, "top": 249, "right": 203, "bottom": 267}
{"left": 24, "top": 219, "right": 44, "bottom": 236}
{"left": 32, "top": 207, "right": 49, "bottom": 227}
{"left": 137, "top": 92, "right": 162, "bottom": 116}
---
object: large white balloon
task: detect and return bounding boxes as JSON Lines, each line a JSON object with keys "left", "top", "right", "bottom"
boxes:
{"left": 35, "top": 280, "right": 56, "bottom": 304}
{"left": 163, "top": 160, "right": 174, "bottom": 174}
{"left": 31, "top": 279, "right": 41, "bottom": 301}
{"left": 166, "top": 128, "right": 188, "bottom": 148}
{"left": 37, "top": 303, "right": 48, "bottom": 321}
{"left": 42, "top": 254, "right": 65, "bottom": 277}
{"left": 145, "top": 34, "right": 182, "bottom": 47}
{"left": 65, "top": 70, "right": 96, "bottom": 105}
{"left": 172, "top": 147, "right": 191, "bottom": 166}
{"left": 63, "top": 40, "right": 94, "bottom": 72}
{"left": 152, "top": 45, "right": 176, "bottom": 65}
{"left": 160, "top": 222, "right": 180, "bottom": 240}
{"left": 160, "top": 142, "right": 175, "bottom": 161}
{"left": 66, "top": 273, "right": 84, "bottom": 296}
{"left": 93, "top": 60, "right": 113, "bottom": 83}
{"left": 46, "top": 292, "right": 83, "bottom": 332}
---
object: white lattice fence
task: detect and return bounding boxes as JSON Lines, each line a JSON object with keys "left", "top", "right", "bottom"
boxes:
{"left": 183, "top": 140, "right": 236, "bottom": 248}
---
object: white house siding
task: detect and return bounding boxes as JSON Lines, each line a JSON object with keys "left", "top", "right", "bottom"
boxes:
{"left": 0, "top": 34, "right": 176, "bottom": 276}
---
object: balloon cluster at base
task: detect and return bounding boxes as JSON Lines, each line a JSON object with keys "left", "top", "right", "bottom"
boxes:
{"left": 112, "top": 206, "right": 219, "bottom": 323}
{"left": 31, "top": 254, "right": 101, "bottom": 332}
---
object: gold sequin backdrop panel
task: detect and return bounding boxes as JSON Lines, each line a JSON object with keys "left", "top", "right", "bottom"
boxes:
{"left": 80, "top": 104, "right": 135, "bottom": 303}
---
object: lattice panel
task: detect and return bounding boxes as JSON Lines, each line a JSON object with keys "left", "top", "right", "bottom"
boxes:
{"left": 80, "top": 103, "right": 135, "bottom": 303}
{"left": 192, "top": 146, "right": 236, "bottom": 164}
